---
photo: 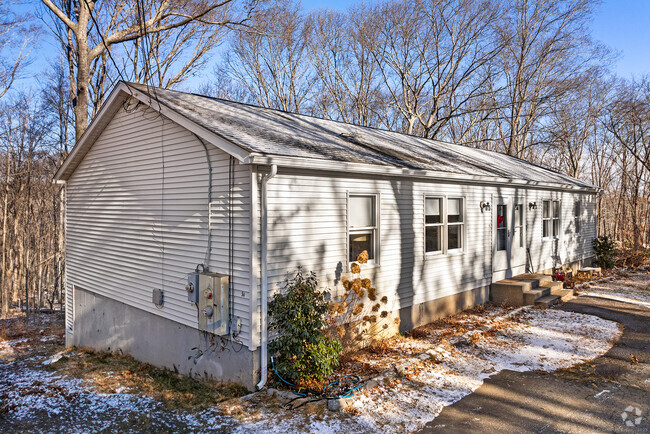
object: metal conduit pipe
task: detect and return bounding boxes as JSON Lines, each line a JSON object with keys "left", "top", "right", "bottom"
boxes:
{"left": 257, "top": 164, "right": 277, "bottom": 390}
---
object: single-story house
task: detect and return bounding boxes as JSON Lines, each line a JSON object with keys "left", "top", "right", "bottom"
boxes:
{"left": 54, "top": 82, "right": 598, "bottom": 390}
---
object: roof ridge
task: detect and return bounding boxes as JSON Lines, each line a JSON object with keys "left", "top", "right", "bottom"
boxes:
{"left": 123, "top": 81, "right": 595, "bottom": 189}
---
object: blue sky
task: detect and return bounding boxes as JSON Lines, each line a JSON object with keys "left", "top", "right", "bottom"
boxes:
{"left": 10, "top": 0, "right": 650, "bottom": 92}
{"left": 300, "top": 0, "right": 650, "bottom": 79}
{"left": 590, "top": 0, "right": 650, "bottom": 78}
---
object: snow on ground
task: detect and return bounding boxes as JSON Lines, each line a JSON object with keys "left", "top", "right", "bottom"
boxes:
{"left": 346, "top": 308, "right": 621, "bottom": 432}
{"left": 0, "top": 306, "right": 623, "bottom": 433}
{"left": 0, "top": 357, "right": 358, "bottom": 433}
{"left": 577, "top": 269, "right": 650, "bottom": 307}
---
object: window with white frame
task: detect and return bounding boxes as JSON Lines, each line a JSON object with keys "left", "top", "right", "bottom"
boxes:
{"left": 425, "top": 197, "right": 442, "bottom": 253}
{"left": 574, "top": 200, "right": 581, "bottom": 234}
{"left": 425, "top": 196, "right": 464, "bottom": 254}
{"left": 349, "top": 195, "right": 377, "bottom": 262}
{"left": 543, "top": 200, "right": 560, "bottom": 238}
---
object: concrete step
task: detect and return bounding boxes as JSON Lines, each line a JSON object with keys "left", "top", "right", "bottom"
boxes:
{"left": 522, "top": 287, "right": 551, "bottom": 305}
{"left": 491, "top": 279, "right": 529, "bottom": 305}
{"left": 535, "top": 294, "right": 561, "bottom": 307}
{"left": 539, "top": 280, "right": 564, "bottom": 291}
{"left": 515, "top": 273, "right": 553, "bottom": 286}
{"left": 551, "top": 288, "right": 575, "bottom": 302}
{"left": 491, "top": 273, "right": 556, "bottom": 306}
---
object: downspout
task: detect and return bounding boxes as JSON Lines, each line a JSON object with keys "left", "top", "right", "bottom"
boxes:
{"left": 257, "top": 164, "right": 277, "bottom": 390}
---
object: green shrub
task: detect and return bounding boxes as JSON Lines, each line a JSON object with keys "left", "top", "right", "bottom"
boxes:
{"left": 268, "top": 269, "right": 342, "bottom": 386}
{"left": 593, "top": 236, "right": 617, "bottom": 269}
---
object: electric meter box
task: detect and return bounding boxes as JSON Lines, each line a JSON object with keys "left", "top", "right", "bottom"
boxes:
{"left": 198, "top": 272, "right": 229, "bottom": 335}
{"left": 186, "top": 272, "right": 200, "bottom": 303}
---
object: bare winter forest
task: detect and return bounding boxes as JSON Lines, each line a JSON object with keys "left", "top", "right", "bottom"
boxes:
{"left": 0, "top": 0, "right": 648, "bottom": 314}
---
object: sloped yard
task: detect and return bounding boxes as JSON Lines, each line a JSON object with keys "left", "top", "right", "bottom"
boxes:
{"left": 576, "top": 267, "right": 650, "bottom": 307}
{"left": 1, "top": 286, "right": 628, "bottom": 433}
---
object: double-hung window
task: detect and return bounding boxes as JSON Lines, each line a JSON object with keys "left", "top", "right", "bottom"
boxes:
{"left": 425, "top": 196, "right": 464, "bottom": 254}
{"left": 543, "top": 200, "right": 560, "bottom": 238}
{"left": 574, "top": 200, "right": 581, "bottom": 234}
{"left": 425, "top": 198, "right": 443, "bottom": 253}
{"left": 349, "top": 195, "right": 377, "bottom": 262}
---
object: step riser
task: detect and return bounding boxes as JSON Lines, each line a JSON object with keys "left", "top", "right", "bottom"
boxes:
{"left": 490, "top": 285, "right": 525, "bottom": 306}
{"left": 523, "top": 288, "right": 551, "bottom": 305}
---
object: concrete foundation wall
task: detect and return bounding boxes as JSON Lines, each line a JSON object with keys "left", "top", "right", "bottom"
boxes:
{"left": 68, "top": 286, "right": 259, "bottom": 391}
{"left": 399, "top": 285, "right": 490, "bottom": 332}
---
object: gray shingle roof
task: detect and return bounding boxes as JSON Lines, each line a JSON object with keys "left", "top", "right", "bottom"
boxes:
{"left": 129, "top": 83, "right": 594, "bottom": 189}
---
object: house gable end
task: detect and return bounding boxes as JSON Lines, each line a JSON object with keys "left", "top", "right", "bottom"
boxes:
{"left": 54, "top": 82, "right": 251, "bottom": 182}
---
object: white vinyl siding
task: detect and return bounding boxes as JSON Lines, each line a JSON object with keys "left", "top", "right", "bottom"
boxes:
{"left": 256, "top": 168, "right": 597, "bottom": 339}
{"left": 527, "top": 192, "right": 596, "bottom": 272}
{"left": 64, "top": 106, "right": 254, "bottom": 347}
{"left": 259, "top": 170, "right": 493, "bottom": 333}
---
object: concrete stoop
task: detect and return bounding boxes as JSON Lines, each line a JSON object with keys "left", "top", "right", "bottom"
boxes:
{"left": 490, "top": 273, "right": 573, "bottom": 307}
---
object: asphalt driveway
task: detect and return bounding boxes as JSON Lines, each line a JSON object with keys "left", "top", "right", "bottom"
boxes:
{"left": 421, "top": 296, "right": 650, "bottom": 433}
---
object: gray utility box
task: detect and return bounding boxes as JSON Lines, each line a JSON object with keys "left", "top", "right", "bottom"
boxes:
{"left": 198, "top": 273, "right": 229, "bottom": 335}
{"left": 186, "top": 272, "right": 200, "bottom": 303}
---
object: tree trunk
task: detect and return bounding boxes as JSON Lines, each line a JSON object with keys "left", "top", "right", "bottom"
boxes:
{"left": 1, "top": 152, "right": 10, "bottom": 316}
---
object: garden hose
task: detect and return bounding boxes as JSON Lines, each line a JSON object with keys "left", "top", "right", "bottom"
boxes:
{"left": 270, "top": 356, "right": 364, "bottom": 403}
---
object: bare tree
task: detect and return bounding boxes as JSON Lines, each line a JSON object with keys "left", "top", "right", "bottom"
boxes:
{"left": 222, "top": 1, "right": 315, "bottom": 112}
{"left": 0, "top": 0, "right": 38, "bottom": 100}
{"left": 122, "top": 18, "right": 230, "bottom": 90}
{"left": 0, "top": 93, "right": 55, "bottom": 315}
{"left": 543, "top": 75, "right": 610, "bottom": 177}
{"left": 308, "top": 6, "right": 387, "bottom": 126}
{"left": 605, "top": 77, "right": 650, "bottom": 174}
{"left": 492, "top": 0, "right": 603, "bottom": 158}
{"left": 41, "top": 0, "right": 253, "bottom": 141}
{"left": 367, "top": 0, "right": 503, "bottom": 138}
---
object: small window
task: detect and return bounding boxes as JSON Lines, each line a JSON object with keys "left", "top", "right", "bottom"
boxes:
{"left": 425, "top": 197, "right": 442, "bottom": 253}
{"left": 448, "top": 198, "right": 464, "bottom": 251}
{"left": 349, "top": 195, "right": 377, "bottom": 262}
{"left": 543, "top": 200, "right": 560, "bottom": 238}
{"left": 542, "top": 201, "right": 551, "bottom": 238}
{"left": 574, "top": 201, "right": 581, "bottom": 234}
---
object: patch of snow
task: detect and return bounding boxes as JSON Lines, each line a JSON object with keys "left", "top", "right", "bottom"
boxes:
{"left": 0, "top": 361, "right": 234, "bottom": 432}
{"left": 346, "top": 308, "right": 621, "bottom": 432}
{"left": 42, "top": 350, "right": 67, "bottom": 365}
{"left": 577, "top": 271, "right": 650, "bottom": 306}
{"left": 578, "top": 291, "right": 650, "bottom": 308}
{"left": 594, "top": 390, "right": 610, "bottom": 398}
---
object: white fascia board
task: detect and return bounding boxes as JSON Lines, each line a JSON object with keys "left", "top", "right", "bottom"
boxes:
{"left": 248, "top": 154, "right": 599, "bottom": 194}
